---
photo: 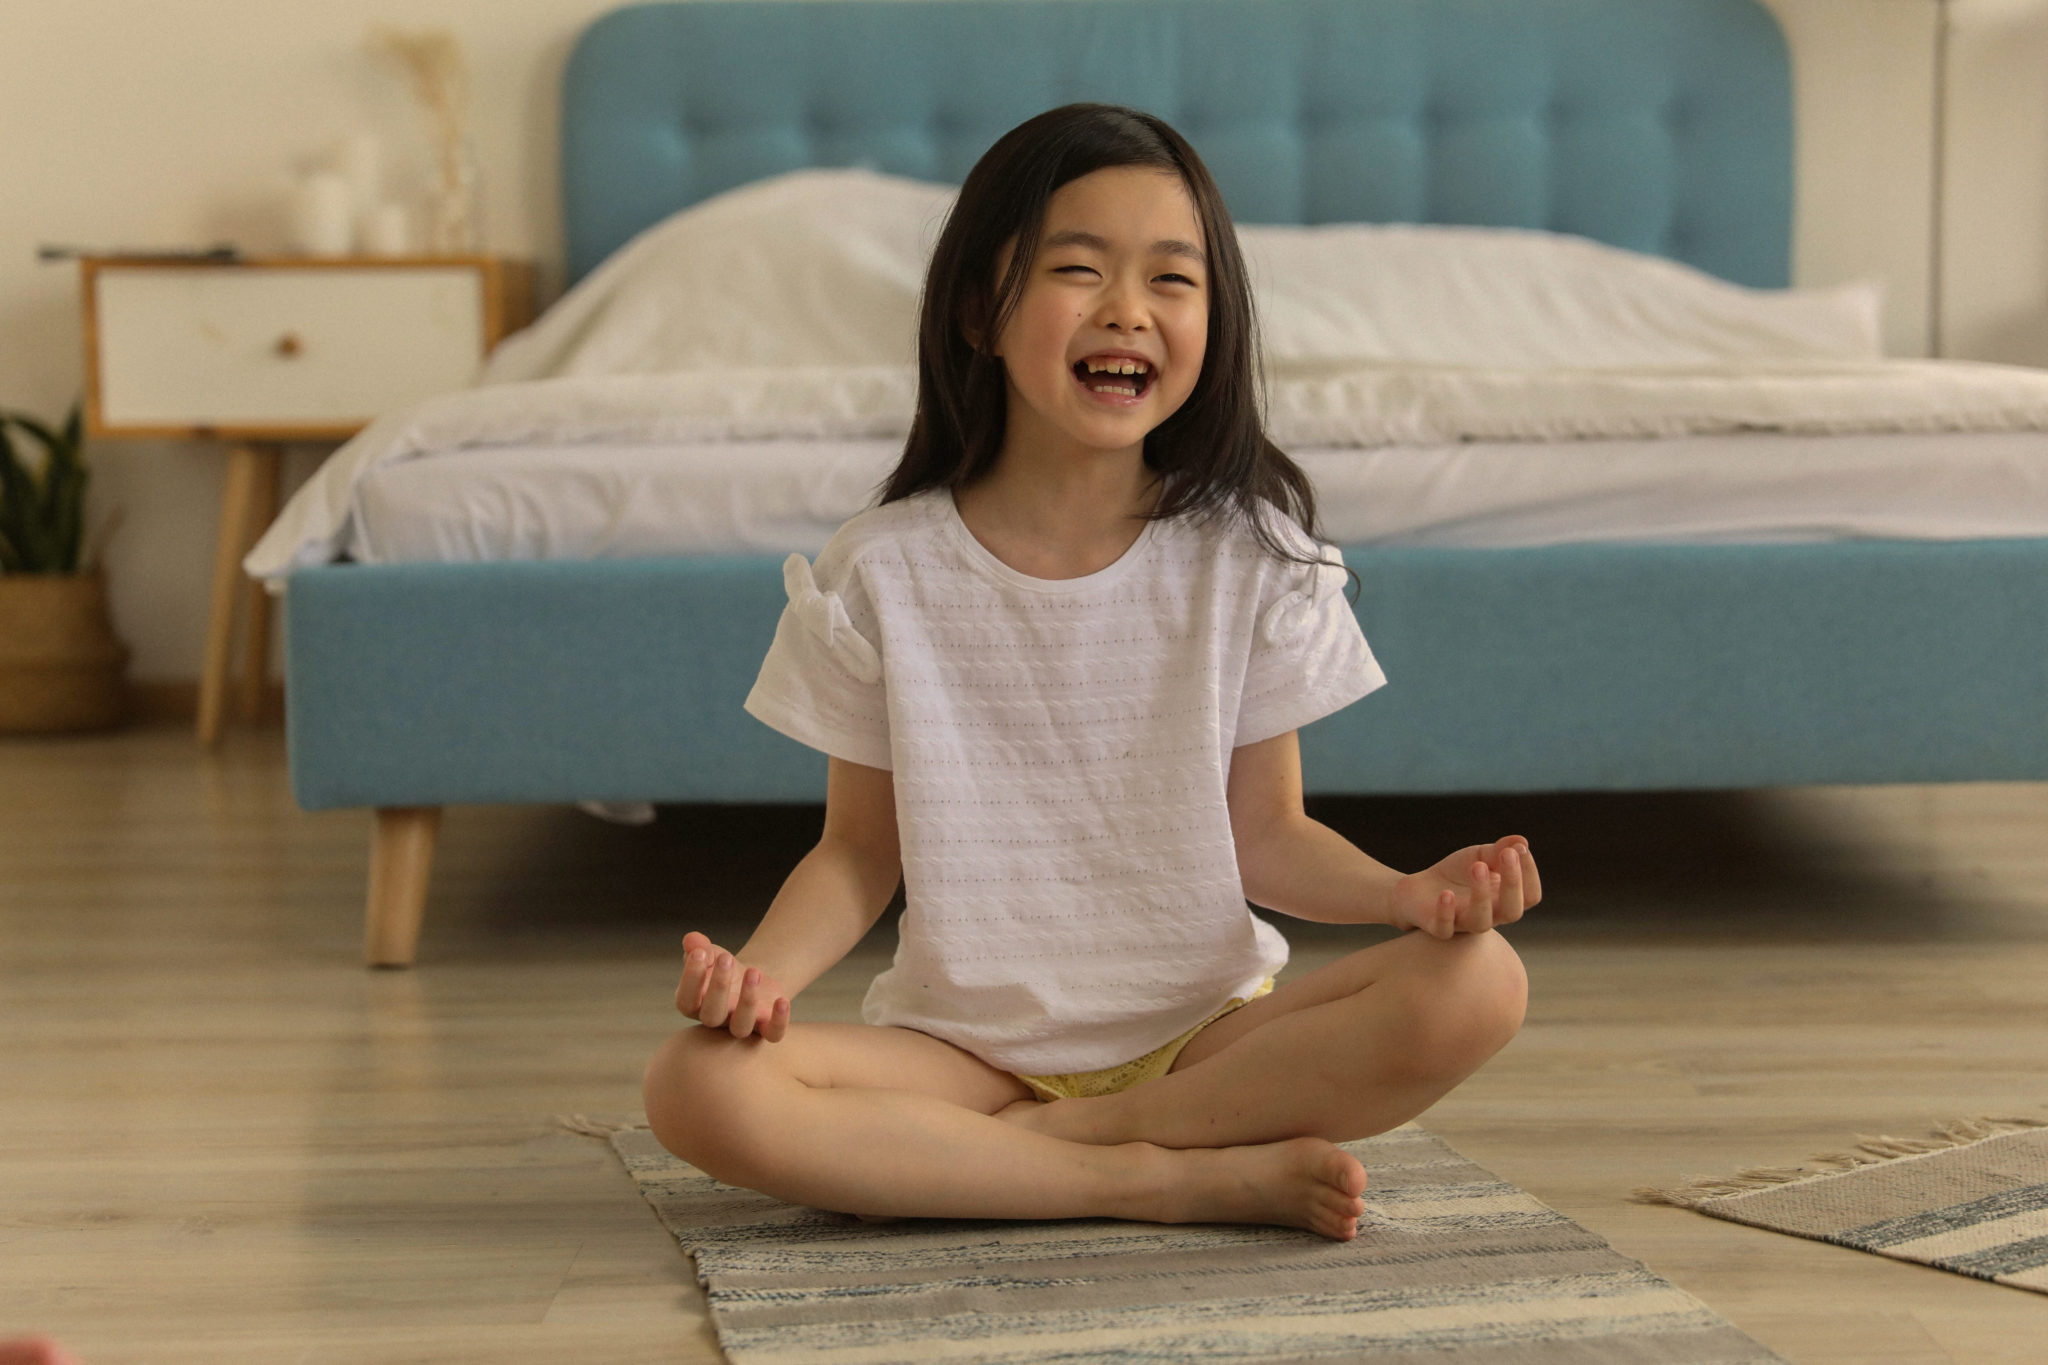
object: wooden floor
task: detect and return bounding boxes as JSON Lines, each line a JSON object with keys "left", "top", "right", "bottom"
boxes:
{"left": 3, "top": 725, "right": 2045, "bottom": 1364}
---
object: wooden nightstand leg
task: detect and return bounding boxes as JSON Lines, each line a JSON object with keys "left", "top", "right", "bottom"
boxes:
{"left": 238, "top": 443, "right": 283, "bottom": 723}
{"left": 198, "top": 445, "right": 261, "bottom": 745}
{"left": 367, "top": 806, "right": 441, "bottom": 968}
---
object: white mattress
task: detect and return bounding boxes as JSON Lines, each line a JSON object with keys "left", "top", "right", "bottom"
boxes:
{"left": 348, "top": 429, "right": 2048, "bottom": 564}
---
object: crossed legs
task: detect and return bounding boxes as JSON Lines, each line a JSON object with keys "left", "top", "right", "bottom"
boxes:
{"left": 640, "top": 928, "right": 1525, "bottom": 1241}
{"left": 1002, "top": 927, "right": 1528, "bottom": 1149}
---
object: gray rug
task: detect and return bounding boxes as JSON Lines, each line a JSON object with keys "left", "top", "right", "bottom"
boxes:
{"left": 572, "top": 1117, "right": 1783, "bottom": 1363}
{"left": 1635, "top": 1113, "right": 2048, "bottom": 1295}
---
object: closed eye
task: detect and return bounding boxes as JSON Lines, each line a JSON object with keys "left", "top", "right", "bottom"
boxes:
{"left": 1054, "top": 265, "right": 1197, "bottom": 285}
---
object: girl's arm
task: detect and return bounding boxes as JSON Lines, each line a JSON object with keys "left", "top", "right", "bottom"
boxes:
{"left": 735, "top": 756, "right": 902, "bottom": 997}
{"left": 1228, "top": 731, "right": 1402, "bottom": 925}
{"left": 1227, "top": 731, "right": 1540, "bottom": 933}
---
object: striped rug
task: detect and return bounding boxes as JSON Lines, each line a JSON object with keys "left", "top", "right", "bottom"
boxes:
{"left": 573, "top": 1118, "right": 1782, "bottom": 1363}
{"left": 1635, "top": 1114, "right": 2048, "bottom": 1295}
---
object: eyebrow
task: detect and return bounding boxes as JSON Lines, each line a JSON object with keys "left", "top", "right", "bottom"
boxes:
{"left": 1041, "top": 228, "right": 1208, "bottom": 267}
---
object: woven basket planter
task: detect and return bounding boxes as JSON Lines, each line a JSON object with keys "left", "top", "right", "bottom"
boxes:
{"left": 0, "top": 571, "right": 130, "bottom": 733}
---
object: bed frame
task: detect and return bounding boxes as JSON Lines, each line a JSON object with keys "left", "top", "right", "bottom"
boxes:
{"left": 283, "top": 0, "right": 2048, "bottom": 965}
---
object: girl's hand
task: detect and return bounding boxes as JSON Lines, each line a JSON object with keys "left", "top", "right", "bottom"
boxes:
{"left": 677, "top": 930, "right": 792, "bottom": 1042}
{"left": 1387, "top": 837, "right": 1541, "bottom": 939}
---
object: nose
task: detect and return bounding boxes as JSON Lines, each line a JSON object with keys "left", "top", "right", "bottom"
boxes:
{"left": 1094, "top": 271, "right": 1150, "bottom": 332}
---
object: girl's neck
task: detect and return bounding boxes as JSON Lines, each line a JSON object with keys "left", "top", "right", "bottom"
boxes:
{"left": 952, "top": 446, "right": 1164, "bottom": 581}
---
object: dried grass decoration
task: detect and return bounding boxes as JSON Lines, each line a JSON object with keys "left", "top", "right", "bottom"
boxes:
{"left": 371, "top": 25, "right": 478, "bottom": 253}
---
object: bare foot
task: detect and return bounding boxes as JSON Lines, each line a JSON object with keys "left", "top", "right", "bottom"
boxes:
{"left": 1158, "top": 1137, "right": 1369, "bottom": 1241}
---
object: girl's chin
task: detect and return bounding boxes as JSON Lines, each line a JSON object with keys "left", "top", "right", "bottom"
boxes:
{"left": 1026, "top": 423, "right": 1149, "bottom": 460}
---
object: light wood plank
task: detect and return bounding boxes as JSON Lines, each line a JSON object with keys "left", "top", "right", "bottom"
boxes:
{"left": 195, "top": 447, "right": 259, "bottom": 745}
{"left": 236, "top": 444, "right": 282, "bottom": 724}
{"left": 366, "top": 806, "right": 443, "bottom": 967}
{"left": 1, "top": 727, "right": 2043, "bottom": 1361}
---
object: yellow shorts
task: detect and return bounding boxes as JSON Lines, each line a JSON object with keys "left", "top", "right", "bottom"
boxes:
{"left": 1012, "top": 977, "right": 1276, "bottom": 1102}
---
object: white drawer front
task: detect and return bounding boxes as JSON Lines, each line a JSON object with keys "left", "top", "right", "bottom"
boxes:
{"left": 96, "top": 267, "right": 486, "bottom": 429}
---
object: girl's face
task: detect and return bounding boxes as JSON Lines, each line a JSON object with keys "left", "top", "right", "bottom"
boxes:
{"left": 983, "top": 166, "right": 1210, "bottom": 468}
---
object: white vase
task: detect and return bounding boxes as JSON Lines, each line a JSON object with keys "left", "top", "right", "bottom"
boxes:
{"left": 426, "top": 142, "right": 480, "bottom": 254}
{"left": 290, "top": 172, "right": 355, "bottom": 256}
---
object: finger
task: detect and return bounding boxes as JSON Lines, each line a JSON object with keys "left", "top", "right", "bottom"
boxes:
{"left": 763, "top": 995, "right": 791, "bottom": 1043}
{"left": 675, "top": 946, "right": 708, "bottom": 1017}
{"left": 702, "top": 953, "right": 736, "bottom": 1027}
{"left": 1497, "top": 846, "right": 1526, "bottom": 923}
{"left": 1463, "top": 859, "right": 1497, "bottom": 934}
{"left": 692, "top": 945, "right": 724, "bottom": 1014}
{"left": 1518, "top": 845, "right": 1543, "bottom": 906}
{"left": 731, "top": 967, "right": 764, "bottom": 1039}
{"left": 693, "top": 952, "right": 719, "bottom": 1017}
{"left": 683, "top": 933, "right": 720, "bottom": 978}
{"left": 1433, "top": 888, "right": 1458, "bottom": 939}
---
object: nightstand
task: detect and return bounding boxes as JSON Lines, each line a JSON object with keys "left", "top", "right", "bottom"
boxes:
{"left": 80, "top": 255, "right": 534, "bottom": 743}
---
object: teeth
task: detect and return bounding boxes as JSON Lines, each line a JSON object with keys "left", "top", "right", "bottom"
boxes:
{"left": 1083, "top": 358, "right": 1147, "bottom": 375}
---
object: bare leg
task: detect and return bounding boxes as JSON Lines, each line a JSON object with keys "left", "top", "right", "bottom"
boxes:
{"left": 643, "top": 1027, "right": 1371, "bottom": 1240}
{"left": 1004, "top": 929, "right": 1528, "bottom": 1149}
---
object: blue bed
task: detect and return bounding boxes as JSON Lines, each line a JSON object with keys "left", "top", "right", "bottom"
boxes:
{"left": 283, "top": 0, "right": 2048, "bottom": 965}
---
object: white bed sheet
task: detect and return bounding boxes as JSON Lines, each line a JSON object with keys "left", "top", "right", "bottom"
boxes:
{"left": 348, "top": 429, "right": 2048, "bottom": 564}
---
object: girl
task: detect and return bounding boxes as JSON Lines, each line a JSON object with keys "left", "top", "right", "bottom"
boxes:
{"left": 642, "top": 104, "right": 1537, "bottom": 1242}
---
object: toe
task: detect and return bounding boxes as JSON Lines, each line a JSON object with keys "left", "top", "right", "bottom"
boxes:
{"left": 1321, "top": 1148, "right": 1368, "bottom": 1198}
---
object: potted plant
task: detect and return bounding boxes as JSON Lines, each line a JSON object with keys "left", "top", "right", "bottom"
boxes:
{"left": 0, "top": 402, "right": 129, "bottom": 733}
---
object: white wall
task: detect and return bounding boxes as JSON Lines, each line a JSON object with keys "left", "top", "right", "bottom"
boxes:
{"left": 1762, "top": 0, "right": 1940, "bottom": 357}
{"left": 1942, "top": 0, "right": 2048, "bottom": 363}
{"left": 0, "top": 0, "right": 2028, "bottom": 682}
{"left": 0, "top": 0, "right": 615, "bottom": 684}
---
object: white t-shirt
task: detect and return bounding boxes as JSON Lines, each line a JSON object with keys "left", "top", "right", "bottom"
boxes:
{"left": 743, "top": 485, "right": 1387, "bottom": 1074}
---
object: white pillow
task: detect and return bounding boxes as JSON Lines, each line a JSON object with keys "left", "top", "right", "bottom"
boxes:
{"left": 484, "top": 167, "right": 1884, "bottom": 383}
{"left": 1239, "top": 222, "right": 1884, "bottom": 368}
{"left": 481, "top": 167, "right": 955, "bottom": 383}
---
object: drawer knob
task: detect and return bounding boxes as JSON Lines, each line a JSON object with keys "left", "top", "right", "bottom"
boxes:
{"left": 274, "top": 332, "right": 304, "bottom": 358}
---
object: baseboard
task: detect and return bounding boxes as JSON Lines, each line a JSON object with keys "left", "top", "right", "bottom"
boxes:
{"left": 129, "top": 680, "right": 287, "bottom": 727}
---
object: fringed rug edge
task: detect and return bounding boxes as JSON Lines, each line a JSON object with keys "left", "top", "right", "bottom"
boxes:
{"left": 1630, "top": 1110, "right": 2048, "bottom": 1210}
{"left": 557, "top": 1112, "right": 651, "bottom": 1140}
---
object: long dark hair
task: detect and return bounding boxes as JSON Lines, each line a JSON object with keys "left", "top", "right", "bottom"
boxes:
{"left": 876, "top": 102, "right": 1354, "bottom": 598}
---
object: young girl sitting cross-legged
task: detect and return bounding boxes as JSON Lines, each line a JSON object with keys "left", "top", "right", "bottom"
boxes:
{"left": 641, "top": 102, "right": 1538, "bottom": 1242}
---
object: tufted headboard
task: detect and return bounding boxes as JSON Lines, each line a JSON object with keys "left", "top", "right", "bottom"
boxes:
{"left": 562, "top": 0, "right": 1791, "bottom": 288}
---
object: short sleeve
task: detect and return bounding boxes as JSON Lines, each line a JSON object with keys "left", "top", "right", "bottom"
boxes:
{"left": 1234, "top": 535, "right": 1387, "bottom": 748}
{"left": 742, "top": 551, "right": 894, "bottom": 770}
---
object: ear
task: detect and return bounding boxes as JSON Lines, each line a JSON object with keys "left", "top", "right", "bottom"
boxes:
{"left": 960, "top": 296, "right": 988, "bottom": 353}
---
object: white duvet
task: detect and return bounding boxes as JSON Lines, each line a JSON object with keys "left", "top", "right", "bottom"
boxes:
{"left": 246, "top": 356, "right": 2048, "bottom": 583}
{"left": 245, "top": 167, "right": 2048, "bottom": 584}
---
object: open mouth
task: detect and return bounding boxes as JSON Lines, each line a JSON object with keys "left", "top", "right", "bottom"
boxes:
{"left": 1072, "top": 358, "right": 1155, "bottom": 401}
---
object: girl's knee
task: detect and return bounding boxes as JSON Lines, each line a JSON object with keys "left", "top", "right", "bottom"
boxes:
{"left": 1396, "top": 931, "right": 1527, "bottom": 1070}
{"left": 643, "top": 1025, "right": 811, "bottom": 1180}
{"left": 1464, "top": 930, "right": 1528, "bottom": 1027}
{"left": 642, "top": 1029, "right": 697, "bottom": 1151}
{"left": 642, "top": 1027, "right": 749, "bottom": 1162}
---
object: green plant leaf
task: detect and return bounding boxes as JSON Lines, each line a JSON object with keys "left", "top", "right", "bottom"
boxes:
{"left": 0, "top": 422, "right": 39, "bottom": 572}
{"left": 49, "top": 460, "right": 87, "bottom": 572}
{"left": 0, "top": 402, "right": 88, "bottom": 574}
{"left": 9, "top": 413, "right": 61, "bottom": 452}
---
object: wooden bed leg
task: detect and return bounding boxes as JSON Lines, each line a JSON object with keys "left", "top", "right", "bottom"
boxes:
{"left": 366, "top": 806, "right": 441, "bottom": 968}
